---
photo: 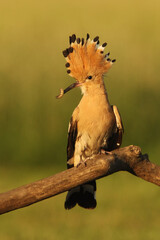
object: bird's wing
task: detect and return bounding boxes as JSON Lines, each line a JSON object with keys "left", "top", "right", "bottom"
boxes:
{"left": 112, "top": 105, "right": 124, "bottom": 147}
{"left": 104, "top": 105, "right": 124, "bottom": 151}
{"left": 67, "top": 116, "right": 78, "bottom": 168}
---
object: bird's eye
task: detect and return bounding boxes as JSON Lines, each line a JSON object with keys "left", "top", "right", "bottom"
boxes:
{"left": 87, "top": 76, "right": 92, "bottom": 80}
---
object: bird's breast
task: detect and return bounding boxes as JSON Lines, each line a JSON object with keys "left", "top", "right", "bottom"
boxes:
{"left": 77, "top": 97, "right": 116, "bottom": 154}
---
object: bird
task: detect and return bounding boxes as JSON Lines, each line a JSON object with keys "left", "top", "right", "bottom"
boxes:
{"left": 56, "top": 34, "right": 124, "bottom": 210}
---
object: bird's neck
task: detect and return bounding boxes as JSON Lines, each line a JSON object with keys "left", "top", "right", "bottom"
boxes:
{"left": 80, "top": 81, "right": 111, "bottom": 109}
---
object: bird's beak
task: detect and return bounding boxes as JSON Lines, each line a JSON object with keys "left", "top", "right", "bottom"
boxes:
{"left": 56, "top": 82, "right": 81, "bottom": 99}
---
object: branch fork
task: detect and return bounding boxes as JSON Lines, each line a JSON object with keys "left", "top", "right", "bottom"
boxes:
{"left": 0, "top": 145, "right": 159, "bottom": 215}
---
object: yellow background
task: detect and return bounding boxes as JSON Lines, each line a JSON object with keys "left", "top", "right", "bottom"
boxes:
{"left": 0, "top": 1, "right": 160, "bottom": 239}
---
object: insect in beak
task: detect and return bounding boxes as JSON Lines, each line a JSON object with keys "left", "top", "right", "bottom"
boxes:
{"left": 56, "top": 82, "right": 81, "bottom": 99}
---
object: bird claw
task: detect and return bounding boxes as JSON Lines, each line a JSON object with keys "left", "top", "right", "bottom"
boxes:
{"left": 76, "top": 159, "right": 87, "bottom": 168}
{"left": 100, "top": 149, "right": 112, "bottom": 155}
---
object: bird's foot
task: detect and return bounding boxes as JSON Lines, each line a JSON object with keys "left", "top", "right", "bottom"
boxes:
{"left": 76, "top": 157, "right": 92, "bottom": 168}
{"left": 76, "top": 160, "right": 87, "bottom": 168}
{"left": 100, "top": 149, "right": 112, "bottom": 155}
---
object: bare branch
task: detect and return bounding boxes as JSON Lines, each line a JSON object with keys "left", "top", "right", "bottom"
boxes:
{"left": 0, "top": 145, "right": 159, "bottom": 215}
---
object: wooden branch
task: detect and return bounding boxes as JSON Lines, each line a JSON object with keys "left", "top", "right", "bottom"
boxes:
{"left": 0, "top": 145, "right": 159, "bottom": 215}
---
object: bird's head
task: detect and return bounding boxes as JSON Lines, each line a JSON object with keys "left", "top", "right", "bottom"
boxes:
{"left": 56, "top": 34, "right": 116, "bottom": 98}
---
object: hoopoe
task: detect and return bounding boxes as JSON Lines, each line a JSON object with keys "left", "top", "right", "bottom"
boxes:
{"left": 56, "top": 34, "right": 124, "bottom": 210}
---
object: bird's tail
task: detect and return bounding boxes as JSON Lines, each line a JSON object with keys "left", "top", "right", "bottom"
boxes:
{"left": 64, "top": 181, "right": 97, "bottom": 210}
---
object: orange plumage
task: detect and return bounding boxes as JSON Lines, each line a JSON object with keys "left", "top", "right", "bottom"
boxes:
{"left": 63, "top": 34, "right": 115, "bottom": 83}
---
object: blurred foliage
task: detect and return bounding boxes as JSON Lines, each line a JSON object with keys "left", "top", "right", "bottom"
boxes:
{"left": 0, "top": 166, "right": 159, "bottom": 240}
{"left": 0, "top": 0, "right": 160, "bottom": 167}
{"left": 0, "top": 0, "right": 160, "bottom": 239}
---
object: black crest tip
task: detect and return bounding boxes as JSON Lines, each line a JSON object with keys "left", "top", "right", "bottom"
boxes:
{"left": 105, "top": 52, "right": 110, "bottom": 58}
{"left": 86, "top": 33, "right": 90, "bottom": 40}
{"left": 68, "top": 47, "right": 73, "bottom": 53}
{"left": 77, "top": 38, "right": 81, "bottom": 44}
{"left": 65, "top": 62, "right": 70, "bottom": 68}
{"left": 71, "top": 34, "right": 76, "bottom": 43}
{"left": 81, "top": 38, "right": 84, "bottom": 46}
{"left": 102, "top": 42, "right": 107, "bottom": 47}
{"left": 69, "top": 36, "right": 72, "bottom": 45}
{"left": 112, "top": 59, "right": 116, "bottom": 63}
{"left": 93, "top": 36, "right": 99, "bottom": 42}
{"left": 63, "top": 49, "right": 69, "bottom": 58}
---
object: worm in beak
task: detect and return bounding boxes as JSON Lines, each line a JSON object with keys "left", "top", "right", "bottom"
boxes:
{"left": 56, "top": 82, "right": 81, "bottom": 99}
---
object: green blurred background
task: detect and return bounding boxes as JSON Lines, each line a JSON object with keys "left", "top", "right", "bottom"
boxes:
{"left": 0, "top": 0, "right": 160, "bottom": 239}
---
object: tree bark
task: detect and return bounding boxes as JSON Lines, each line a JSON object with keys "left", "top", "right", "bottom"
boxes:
{"left": 0, "top": 145, "right": 159, "bottom": 215}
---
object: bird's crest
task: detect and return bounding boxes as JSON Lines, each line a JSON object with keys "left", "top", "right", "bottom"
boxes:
{"left": 56, "top": 34, "right": 116, "bottom": 99}
{"left": 62, "top": 34, "right": 116, "bottom": 81}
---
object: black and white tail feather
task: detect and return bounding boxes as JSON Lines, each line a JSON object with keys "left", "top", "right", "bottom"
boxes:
{"left": 65, "top": 182, "right": 97, "bottom": 210}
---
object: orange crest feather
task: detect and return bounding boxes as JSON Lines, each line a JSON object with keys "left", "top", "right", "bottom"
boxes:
{"left": 63, "top": 34, "right": 116, "bottom": 82}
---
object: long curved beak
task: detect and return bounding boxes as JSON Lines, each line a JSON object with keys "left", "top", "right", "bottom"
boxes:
{"left": 56, "top": 82, "right": 81, "bottom": 99}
